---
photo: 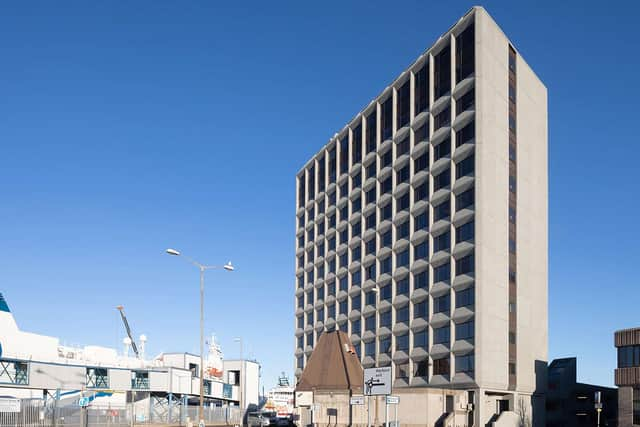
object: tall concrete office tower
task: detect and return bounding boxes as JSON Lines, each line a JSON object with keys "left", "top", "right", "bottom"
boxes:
{"left": 294, "top": 7, "right": 547, "bottom": 426}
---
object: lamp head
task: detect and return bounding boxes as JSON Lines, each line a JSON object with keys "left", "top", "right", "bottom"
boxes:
{"left": 166, "top": 248, "right": 180, "bottom": 256}
{"left": 224, "top": 262, "right": 234, "bottom": 272}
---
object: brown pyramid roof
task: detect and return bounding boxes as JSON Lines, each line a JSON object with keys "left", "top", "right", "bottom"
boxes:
{"left": 296, "top": 330, "right": 364, "bottom": 392}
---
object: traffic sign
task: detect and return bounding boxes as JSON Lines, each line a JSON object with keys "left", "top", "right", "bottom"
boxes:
{"left": 78, "top": 397, "right": 90, "bottom": 408}
{"left": 363, "top": 367, "right": 392, "bottom": 396}
{"left": 350, "top": 396, "right": 365, "bottom": 405}
{"left": 386, "top": 395, "right": 400, "bottom": 405}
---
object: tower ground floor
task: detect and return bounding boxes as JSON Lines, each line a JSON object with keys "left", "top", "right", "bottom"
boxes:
{"left": 295, "top": 387, "right": 545, "bottom": 427}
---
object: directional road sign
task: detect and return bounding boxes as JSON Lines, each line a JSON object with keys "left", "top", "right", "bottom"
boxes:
{"left": 363, "top": 367, "right": 392, "bottom": 396}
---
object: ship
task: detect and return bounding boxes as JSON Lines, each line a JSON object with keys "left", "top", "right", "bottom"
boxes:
{"left": 263, "top": 373, "right": 294, "bottom": 419}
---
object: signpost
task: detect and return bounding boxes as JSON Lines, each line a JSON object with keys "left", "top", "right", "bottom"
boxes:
{"left": 385, "top": 396, "right": 399, "bottom": 427}
{"left": 363, "top": 367, "right": 392, "bottom": 427}
{"left": 350, "top": 396, "right": 365, "bottom": 406}
{"left": 0, "top": 398, "right": 20, "bottom": 413}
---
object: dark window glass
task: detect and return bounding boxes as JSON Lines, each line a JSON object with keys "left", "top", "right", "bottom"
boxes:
{"left": 396, "top": 249, "right": 409, "bottom": 268}
{"left": 318, "top": 156, "right": 326, "bottom": 192}
{"left": 414, "top": 241, "right": 428, "bottom": 260}
{"left": 397, "top": 137, "right": 410, "bottom": 158}
{"left": 456, "top": 90, "right": 475, "bottom": 115}
{"left": 396, "top": 305, "right": 409, "bottom": 323}
{"left": 433, "top": 356, "right": 450, "bottom": 375}
{"left": 366, "top": 238, "right": 376, "bottom": 255}
{"left": 415, "top": 211, "right": 428, "bottom": 231}
{"left": 379, "top": 336, "right": 392, "bottom": 354}
{"left": 396, "top": 277, "right": 409, "bottom": 295}
{"left": 297, "top": 275, "right": 304, "bottom": 288}
{"left": 381, "top": 149, "right": 393, "bottom": 168}
{"left": 381, "top": 176, "right": 392, "bottom": 193}
{"left": 509, "top": 239, "right": 516, "bottom": 254}
{"left": 434, "top": 263, "right": 451, "bottom": 283}
{"left": 456, "top": 319, "right": 474, "bottom": 340}
{"left": 396, "top": 165, "right": 410, "bottom": 183}
{"left": 434, "top": 169, "right": 451, "bottom": 191}
{"left": 457, "top": 188, "right": 474, "bottom": 211}
{"left": 397, "top": 80, "right": 410, "bottom": 129}
{"left": 308, "top": 166, "right": 315, "bottom": 201}
{"left": 456, "top": 288, "right": 475, "bottom": 308}
{"left": 381, "top": 230, "right": 392, "bottom": 247}
{"left": 340, "top": 182, "right": 348, "bottom": 199}
{"left": 352, "top": 245, "right": 361, "bottom": 262}
{"left": 414, "top": 301, "right": 428, "bottom": 319}
{"left": 456, "top": 221, "right": 474, "bottom": 243}
{"left": 365, "top": 290, "right": 377, "bottom": 306}
{"left": 366, "top": 161, "right": 377, "bottom": 179}
{"left": 414, "top": 271, "right": 428, "bottom": 290}
{"left": 414, "top": 329, "right": 428, "bottom": 348}
{"left": 434, "top": 107, "right": 451, "bottom": 131}
{"left": 381, "top": 203, "right": 392, "bottom": 221}
{"left": 366, "top": 187, "right": 376, "bottom": 204}
{"left": 351, "top": 319, "right": 361, "bottom": 335}
{"left": 297, "top": 316, "right": 304, "bottom": 329}
{"left": 329, "top": 191, "right": 336, "bottom": 205}
{"left": 456, "top": 354, "right": 474, "bottom": 375}
{"left": 339, "top": 300, "right": 348, "bottom": 314}
{"left": 352, "top": 270, "right": 361, "bottom": 286}
{"left": 352, "top": 125, "right": 362, "bottom": 164}
{"left": 456, "top": 155, "right": 474, "bottom": 178}
{"left": 365, "top": 314, "right": 376, "bottom": 332}
{"left": 434, "top": 46, "right": 451, "bottom": 98}
{"left": 352, "top": 197, "right": 361, "bottom": 213}
{"left": 509, "top": 143, "right": 516, "bottom": 162}
{"left": 456, "top": 121, "right": 475, "bottom": 147}
{"left": 365, "top": 263, "right": 376, "bottom": 281}
{"left": 339, "top": 228, "right": 348, "bottom": 244}
{"left": 297, "top": 356, "right": 304, "bottom": 369}
{"left": 329, "top": 258, "right": 336, "bottom": 273}
{"left": 433, "top": 293, "right": 450, "bottom": 315}
{"left": 352, "top": 294, "right": 361, "bottom": 311}
{"left": 328, "top": 236, "right": 336, "bottom": 251}
{"left": 434, "top": 325, "right": 450, "bottom": 345}
{"left": 317, "top": 307, "right": 324, "bottom": 322}
{"left": 329, "top": 147, "right": 337, "bottom": 183}
{"left": 415, "top": 122, "right": 428, "bottom": 142}
{"left": 434, "top": 199, "right": 451, "bottom": 222}
{"left": 434, "top": 231, "right": 451, "bottom": 252}
{"left": 456, "top": 24, "right": 474, "bottom": 82}
{"left": 340, "top": 137, "right": 349, "bottom": 175}
{"left": 366, "top": 212, "right": 376, "bottom": 229}
{"left": 307, "top": 270, "right": 314, "bottom": 284}
{"left": 414, "top": 151, "right": 428, "bottom": 172}
{"left": 414, "top": 64, "right": 429, "bottom": 114}
{"left": 339, "top": 275, "right": 348, "bottom": 291}
{"left": 380, "top": 285, "right": 392, "bottom": 301}
{"left": 509, "top": 84, "right": 516, "bottom": 102}
{"left": 298, "top": 256, "right": 304, "bottom": 268}
{"left": 396, "top": 362, "right": 410, "bottom": 379}
{"left": 456, "top": 254, "right": 474, "bottom": 276}
{"left": 414, "top": 360, "right": 429, "bottom": 377}
{"left": 397, "top": 193, "right": 410, "bottom": 213}
{"left": 307, "top": 332, "right": 314, "bottom": 347}
{"left": 328, "top": 280, "right": 336, "bottom": 295}
{"left": 298, "top": 215, "right": 304, "bottom": 228}
{"left": 396, "top": 333, "right": 409, "bottom": 351}
{"left": 298, "top": 176, "right": 306, "bottom": 208}
{"left": 365, "top": 340, "right": 376, "bottom": 357}
{"left": 366, "top": 110, "right": 377, "bottom": 152}
{"left": 353, "top": 172, "right": 362, "bottom": 190}
{"left": 434, "top": 138, "right": 451, "bottom": 161}
{"left": 328, "top": 303, "right": 336, "bottom": 319}
{"left": 380, "top": 256, "right": 392, "bottom": 274}
{"left": 297, "top": 295, "right": 304, "bottom": 308}
{"left": 306, "top": 311, "right": 313, "bottom": 324}
{"left": 382, "top": 97, "right": 393, "bottom": 140}
{"left": 397, "top": 220, "right": 410, "bottom": 240}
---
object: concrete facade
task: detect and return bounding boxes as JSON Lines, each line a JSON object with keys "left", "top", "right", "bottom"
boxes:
{"left": 294, "top": 6, "right": 547, "bottom": 427}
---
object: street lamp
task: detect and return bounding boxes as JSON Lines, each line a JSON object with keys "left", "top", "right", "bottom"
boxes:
{"left": 368, "top": 286, "right": 381, "bottom": 427}
{"left": 166, "top": 248, "right": 234, "bottom": 426}
{"left": 233, "top": 337, "right": 244, "bottom": 416}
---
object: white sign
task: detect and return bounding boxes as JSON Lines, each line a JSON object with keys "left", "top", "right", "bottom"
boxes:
{"left": 295, "top": 391, "right": 313, "bottom": 407}
{"left": 0, "top": 398, "right": 21, "bottom": 413}
{"left": 386, "top": 395, "right": 400, "bottom": 404}
{"left": 350, "top": 396, "right": 365, "bottom": 405}
{"left": 363, "top": 367, "right": 392, "bottom": 396}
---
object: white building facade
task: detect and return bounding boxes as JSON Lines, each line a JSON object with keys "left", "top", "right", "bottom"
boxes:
{"left": 294, "top": 7, "right": 547, "bottom": 426}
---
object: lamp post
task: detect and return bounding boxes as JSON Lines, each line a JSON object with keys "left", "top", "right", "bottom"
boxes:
{"left": 233, "top": 337, "right": 244, "bottom": 417}
{"left": 166, "top": 248, "right": 234, "bottom": 427}
{"left": 369, "top": 286, "right": 380, "bottom": 427}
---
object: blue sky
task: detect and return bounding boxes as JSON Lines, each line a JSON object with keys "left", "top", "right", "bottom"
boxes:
{"left": 1, "top": 0, "right": 638, "bottom": 391}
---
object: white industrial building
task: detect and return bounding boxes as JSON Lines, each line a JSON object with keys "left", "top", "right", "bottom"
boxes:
{"left": 0, "top": 292, "right": 259, "bottom": 421}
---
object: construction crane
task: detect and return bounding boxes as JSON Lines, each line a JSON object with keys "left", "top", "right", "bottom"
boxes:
{"left": 116, "top": 305, "right": 140, "bottom": 359}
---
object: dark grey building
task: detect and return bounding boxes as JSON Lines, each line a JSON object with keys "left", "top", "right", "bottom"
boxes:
{"left": 546, "top": 357, "right": 617, "bottom": 427}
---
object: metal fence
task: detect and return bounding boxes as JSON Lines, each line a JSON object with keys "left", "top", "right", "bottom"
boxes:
{"left": 0, "top": 399, "right": 242, "bottom": 427}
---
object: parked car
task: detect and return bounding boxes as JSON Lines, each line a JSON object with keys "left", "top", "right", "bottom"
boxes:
{"left": 247, "top": 411, "right": 278, "bottom": 427}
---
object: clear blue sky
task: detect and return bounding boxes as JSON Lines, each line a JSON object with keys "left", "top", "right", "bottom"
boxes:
{"left": 1, "top": 0, "right": 638, "bottom": 391}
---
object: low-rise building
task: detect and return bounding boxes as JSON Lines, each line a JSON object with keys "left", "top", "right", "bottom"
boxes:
{"left": 546, "top": 357, "right": 617, "bottom": 427}
{"left": 615, "top": 327, "right": 640, "bottom": 427}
